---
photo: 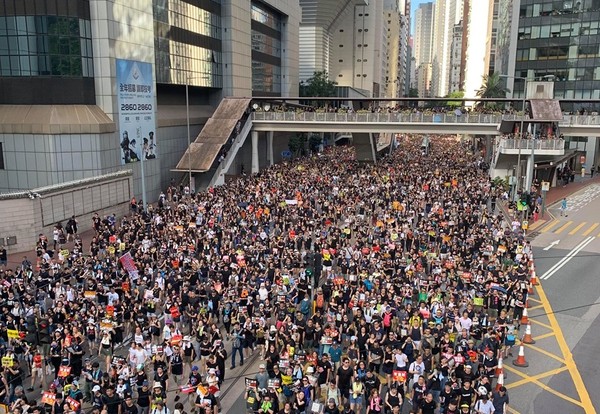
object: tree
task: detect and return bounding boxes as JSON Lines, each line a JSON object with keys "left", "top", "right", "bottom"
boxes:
{"left": 476, "top": 73, "right": 509, "bottom": 108}
{"left": 308, "top": 134, "right": 322, "bottom": 152}
{"left": 299, "top": 71, "right": 337, "bottom": 101}
{"left": 446, "top": 90, "right": 464, "bottom": 108}
{"left": 288, "top": 133, "right": 308, "bottom": 157}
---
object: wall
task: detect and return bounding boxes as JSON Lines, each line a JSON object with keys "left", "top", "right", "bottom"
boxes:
{"left": 0, "top": 132, "right": 114, "bottom": 193}
{"left": 0, "top": 171, "right": 132, "bottom": 253}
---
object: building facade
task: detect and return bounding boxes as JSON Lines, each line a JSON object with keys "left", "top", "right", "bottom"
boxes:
{"left": 512, "top": 0, "right": 600, "bottom": 101}
{"left": 413, "top": 1, "right": 435, "bottom": 97}
{"left": 0, "top": 0, "right": 300, "bottom": 196}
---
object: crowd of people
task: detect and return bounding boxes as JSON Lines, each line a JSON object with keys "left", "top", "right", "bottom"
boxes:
{"left": 0, "top": 136, "right": 535, "bottom": 414}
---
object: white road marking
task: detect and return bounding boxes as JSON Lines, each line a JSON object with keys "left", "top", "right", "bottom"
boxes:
{"left": 541, "top": 236, "right": 596, "bottom": 280}
{"left": 543, "top": 240, "right": 560, "bottom": 251}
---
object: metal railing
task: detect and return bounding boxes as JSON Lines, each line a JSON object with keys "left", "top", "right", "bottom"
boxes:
{"left": 499, "top": 138, "right": 565, "bottom": 151}
{"left": 251, "top": 111, "right": 600, "bottom": 126}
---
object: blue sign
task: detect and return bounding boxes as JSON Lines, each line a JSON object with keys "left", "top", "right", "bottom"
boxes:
{"left": 281, "top": 150, "right": 292, "bottom": 158}
{"left": 116, "top": 59, "right": 156, "bottom": 164}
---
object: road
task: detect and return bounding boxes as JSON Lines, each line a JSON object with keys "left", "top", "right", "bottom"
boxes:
{"left": 509, "top": 184, "right": 600, "bottom": 414}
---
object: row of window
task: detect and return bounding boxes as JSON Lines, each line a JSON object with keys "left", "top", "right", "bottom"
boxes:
{"left": 519, "top": 0, "right": 599, "bottom": 18}
{"left": 516, "top": 45, "right": 600, "bottom": 60}
{"left": 251, "top": 3, "right": 281, "bottom": 32}
{"left": 153, "top": 0, "right": 221, "bottom": 40}
{"left": 513, "top": 67, "right": 600, "bottom": 82}
{"left": 251, "top": 31, "right": 281, "bottom": 57}
{"left": 518, "top": 21, "right": 600, "bottom": 39}
{"left": 252, "top": 60, "right": 281, "bottom": 93}
{"left": 0, "top": 16, "right": 92, "bottom": 77}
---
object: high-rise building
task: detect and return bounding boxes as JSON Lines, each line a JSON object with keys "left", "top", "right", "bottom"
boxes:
{"left": 414, "top": 1, "right": 435, "bottom": 97}
{"left": 431, "top": 0, "right": 463, "bottom": 97}
{"left": 398, "top": 0, "right": 411, "bottom": 96}
{"left": 384, "top": 0, "right": 402, "bottom": 99}
{"left": 298, "top": 0, "right": 366, "bottom": 82}
{"left": 511, "top": 0, "right": 600, "bottom": 101}
{"left": 462, "top": 0, "right": 494, "bottom": 99}
{"left": 0, "top": 0, "right": 300, "bottom": 194}
{"left": 414, "top": 2, "right": 434, "bottom": 68}
{"left": 449, "top": 21, "right": 464, "bottom": 93}
{"left": 330, "top": 1, "right": 388, "bottom": 97}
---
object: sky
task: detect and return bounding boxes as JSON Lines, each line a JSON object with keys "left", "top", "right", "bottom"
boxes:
{"left": 410, "top": 0, "right": 432, "bottom": 35}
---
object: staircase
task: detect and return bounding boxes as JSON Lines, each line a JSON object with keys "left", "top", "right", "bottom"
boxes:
{"left": 208, "top": 116, "right": 253, "bottom": 187}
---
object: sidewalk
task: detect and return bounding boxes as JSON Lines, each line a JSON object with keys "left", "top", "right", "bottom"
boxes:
{"left": 528, "top": 174, "right": 600, "bottom": 232}
{"left": 6, "top": 225, "right": 100, "bottom": 270}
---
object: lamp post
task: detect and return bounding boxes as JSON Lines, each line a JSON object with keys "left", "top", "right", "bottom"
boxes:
{"left": 500, "top": 74, "right": 528, "bottom": 200}
{"left": 185, "top": 75, "right": 210, "bottom": 193}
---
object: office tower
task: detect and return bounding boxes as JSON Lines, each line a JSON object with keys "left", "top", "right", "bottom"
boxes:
{"left": 0, "top": 0, "right": 300, "bottom": 194}
{"left": 414, "top": 1, "right": 435, "bottom": 97}
{"left": 431, "top": 0, "right": 463, "bottom": 97}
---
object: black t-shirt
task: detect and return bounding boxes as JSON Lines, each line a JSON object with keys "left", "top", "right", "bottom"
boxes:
{"left": 102, "top": 394, "right": 121, "bottom": 414}
{"left": 419, "top": 399, "right": 437, "bottom": 414}
{"left": 459, "top": 387, "right": 475, "bottom": 406}
{"left": 122, "top": 403, "right": 139, "bottom": 414}
{"left": 336, "top": 365, "right": 354, "bottom": 389}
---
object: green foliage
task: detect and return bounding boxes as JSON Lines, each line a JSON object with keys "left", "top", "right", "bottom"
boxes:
{"left": 288, "top": 134, "right": 308, "bottom": 156}
{"left": 446, "top": 91, "right": 464, "bottom": 108}
{"left": 308, "top": 134, "right": 322, "bottom": 152}
{"left": 476, "top": 73, "right": 510, "bottom": 109}
{"left": 299, "top": 71, "right": 337, "bottom": 99}
{"left": 492, "top": 176, "right": 509, "bottom": 191}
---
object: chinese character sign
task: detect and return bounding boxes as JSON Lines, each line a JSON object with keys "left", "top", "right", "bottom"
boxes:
{"left": 116, "top": 59, "right": 157, "bottom": 165}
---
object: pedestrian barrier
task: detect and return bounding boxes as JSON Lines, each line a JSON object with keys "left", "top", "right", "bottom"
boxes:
{"left": 522, "top": 324, "right": 536, "bottom": 344}
{"left": 513, "top": 345, "right": 529, "bottom": 367}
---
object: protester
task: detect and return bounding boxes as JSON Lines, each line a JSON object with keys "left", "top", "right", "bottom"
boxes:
{"left": 0, "top": 135, "right": 535, "bottom": 414}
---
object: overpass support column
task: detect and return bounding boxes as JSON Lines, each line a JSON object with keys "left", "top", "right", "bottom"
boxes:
{"left": 251, "top": 130, "right": 259, "bottom": 174}
{"left": 525, "top": 154, "right": 534, "bottom": 192}
{"left": 267, "top": 131, "right": 274, "bottom": 166}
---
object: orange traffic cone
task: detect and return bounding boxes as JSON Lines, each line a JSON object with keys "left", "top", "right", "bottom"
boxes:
{"left": 495, "top": 357, "right": 504, "bottom": 377}
{"left": 495, "top": 371, "right": 505, "bottom": 391}
{"left": 526, "top": 298, "right": 530, "bottom": 308}
{"left": 530, "top": 264, "right": 539, "bottom": 286}
{"left": 528, "top": 282, "right": 534, "bottom": 295}
{"left": 512, "top": 345, "right": 529, "bottom": 367}
{"left": 520, "top": 307, "right": 529, "bottom": 325}
{"left": 522, "top": 323, "right": 536, "bottom": 344}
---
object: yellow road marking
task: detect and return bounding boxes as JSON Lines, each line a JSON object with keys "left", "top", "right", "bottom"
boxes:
{"left": 528, "top": 297, "right": 543, "bottom": 304}
{"left": 527, "top": 304, "right": 544, "bottom": 311}
{"left": 536, "top": 284, "right": 597, "bottom": 414}
{"left": 529, "top": 318, "right": 554, "bottom": 331}
{"left": 568, "top": 222, "right": 587, "bottom": 235}
{"left": 507, "top": 407, "right": 522, "bottom": 414}
{"left": 582, "top": 222, "right": 599, "bottom": 236}
{"left": 528, "top": 220, "right": 548, "bottom": 231}
{"left": 505, "top": 365, "right": 584, "bottom": 407}
{"left": 523, "top": 343, "right": 566, "bottom": 364}
{"left": 505, "top": 365, "right": 568, "bottom": 389}
{"left": 534, "top": 332, "right": 556, "bottom": 341}
{"left": 554, "top": 221, "right": 573, "bottom": 234}
{"left": 541, "top": 220, "right": 561, "bottom": 233}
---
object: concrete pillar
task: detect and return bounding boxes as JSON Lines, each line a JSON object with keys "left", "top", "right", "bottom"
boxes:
{"left": 251, "top": 130, "right": 259, "bottom": 174}
{"left": 525, "top": 155, "right": 533, "bottom": 192}
{"left": 267, "top": 131, "right": 274, "bottom": 166}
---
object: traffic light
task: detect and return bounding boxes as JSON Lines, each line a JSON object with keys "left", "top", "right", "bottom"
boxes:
{"left": 37, "top": 318, "right": 51, "bottom": 345}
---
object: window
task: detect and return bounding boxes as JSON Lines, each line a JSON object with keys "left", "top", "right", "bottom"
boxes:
{"left": 339, "top": 44, "right": 344, "bottom": 47}
{"left": 338, "top": 74, "right": 343, "bottom": 77}
{"left": 0, "top": 142, "right": 3, "bottom": 169}
{"left": 339, "top": 59, "right": 343, "bottom": 62}
{"left": 339, "top": 29, "right": 344, "bottom": 32}
{"left": 0, "top": 16, "right": 93, "bottom": 77}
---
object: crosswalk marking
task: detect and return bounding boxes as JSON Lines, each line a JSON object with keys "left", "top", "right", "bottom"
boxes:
{"left": 554, "top": 221, "right": 573, "bottom": 234}
{"left": 568, "top": 222, "right": 587, "bottom": 235}
{"left": 583, "top": 223, "right": 599, "bottom": 236}
{"left": 541, "top": 220, "right": 561, "bottom": 233}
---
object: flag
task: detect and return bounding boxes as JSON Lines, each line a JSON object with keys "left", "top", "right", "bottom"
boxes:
{"left": 119, "top": 252, "right": 139, "bottom": 279}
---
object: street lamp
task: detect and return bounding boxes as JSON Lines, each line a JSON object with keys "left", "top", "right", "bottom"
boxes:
{"left": 500, "top": 74, "right": 528, "bottom": 200}
{"left": 185, "top": 75, "right": 210, "bottom": 193}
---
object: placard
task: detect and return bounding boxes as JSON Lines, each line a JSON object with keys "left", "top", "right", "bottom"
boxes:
{"left": 58, "top": 365, "right": 72, "bottom": 378}
{"left": 41, "top": 391, "right": 56, "bottom": 405}
{"left": 392, "top": 370, "right": 407, "bottom": 383}
{"left": 245, "top": 378, "right": 257, "bottom": 388}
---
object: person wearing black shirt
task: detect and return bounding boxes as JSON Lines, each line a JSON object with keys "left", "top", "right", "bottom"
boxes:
{"left": 363, "top": 370, "right": 381, "bottom": 397}
{"left": 439, "top": 383, "right": 456, "bottom": 411}
{"left": 101, "top": 387, "right": 121, "bottom": 414}
{"left": 137, "top": 382, "right": 151, "bottom": 413}
{"left": 336, "top": 358, "right": 354, "bottom": 400}
{"left": 419, "top": 392, "right": 437, "bottom": 414}
{"left": 317, "top": 355, "right": 333, "bottom": 387}
{"left": 457, "top": 380, "right": 475, "bottom": 410}
{"left": 121, "top": 396, "right": 139, "bottom": 414}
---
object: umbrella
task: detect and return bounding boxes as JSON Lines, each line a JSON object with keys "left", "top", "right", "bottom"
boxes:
{"left": 490, "top": 285, "right": 508, "bottom": 294}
